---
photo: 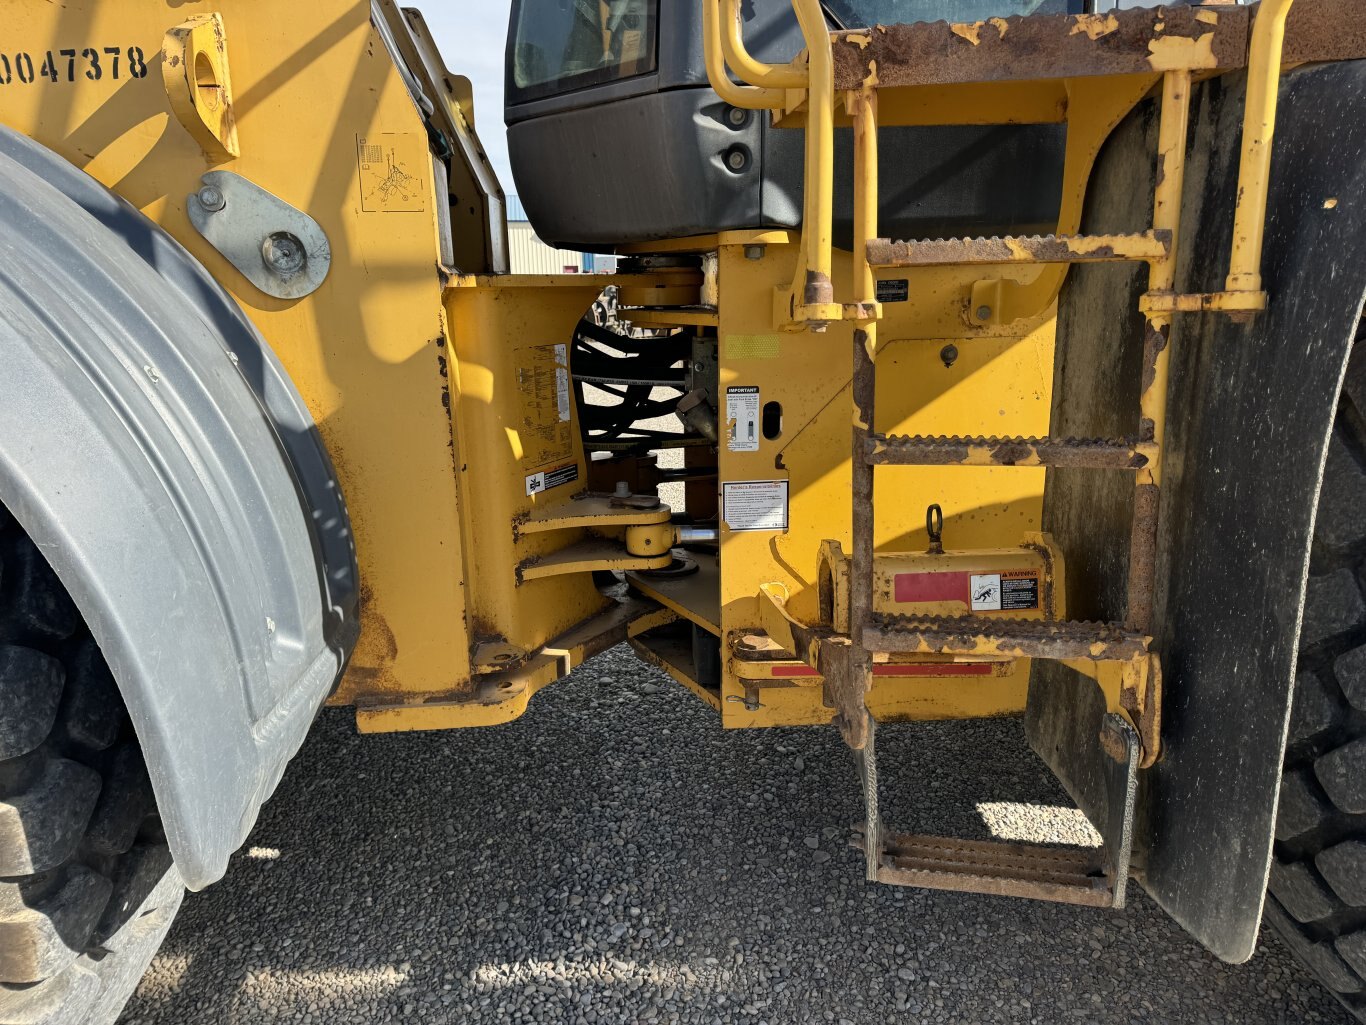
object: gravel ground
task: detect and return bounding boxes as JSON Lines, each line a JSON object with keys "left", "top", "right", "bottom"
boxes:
{"left": 119, "top": 646, "right": 1349, "bottom": 1025}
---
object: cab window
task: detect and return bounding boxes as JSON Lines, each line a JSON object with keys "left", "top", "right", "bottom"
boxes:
{"left": 510, "top": 0, "right": 658, "bottom": 103}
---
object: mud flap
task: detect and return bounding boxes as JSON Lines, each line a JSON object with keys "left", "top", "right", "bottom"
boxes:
{"left": 1028, "top": 60, "right": 1366, "bottom": 961}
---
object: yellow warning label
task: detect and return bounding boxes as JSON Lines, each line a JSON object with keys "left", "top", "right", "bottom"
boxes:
{"left": 357, "top": 133, "right": 427, "bottom": 213}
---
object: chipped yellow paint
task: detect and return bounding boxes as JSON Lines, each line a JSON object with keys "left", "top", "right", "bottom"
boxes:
{"left": 1147, "top": 32, "right": 1218, "bottom": 71}
{"left": 950, "top": 21, "right": 984, "bottom": 46}
{"left": 1326, "top": 197, "right": 1340, "bottom": 210}
{"left": 989, "top": 17, "right": 1009, "bottom": 39}
{"left": 847, "top": 31, "right": 873, "bottom": 49}
{"left": 1195, "top": 9, "right": 1220, "bottom": 25}
{"left": 1068, "top": 13, "right": 1119, "bottom": 40}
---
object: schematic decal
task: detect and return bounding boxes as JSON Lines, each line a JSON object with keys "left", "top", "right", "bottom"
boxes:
{"left": 357, "top": 133, "right": 427, "bottom": 213}
{"left": 876, "top": 279, "right": 909, "bottom": 303}
{"left": 726, "top": 386, "right": 760, "bottom": 452}
{"left": 722, "top": 480, "right": 788, "bottom": 532}
{"left": 526, "top": 462, "right": 579, "bottom": 497}
{"left": 970, "top": 571, "right": 1041, "bottom": 612}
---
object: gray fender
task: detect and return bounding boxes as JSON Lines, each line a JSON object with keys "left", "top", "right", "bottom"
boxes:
{"left": 0, "top": 128, "right": 359, "bottom": 890}
{"left": 1029, "top": 61, "right": 1366, "bottom": 960}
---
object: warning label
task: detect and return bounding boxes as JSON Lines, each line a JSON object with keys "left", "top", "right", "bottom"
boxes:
{"left": 525, "top": 462, "right": 579, "bottom": 497}
{"left": 970, "top": 572, "right": 1041, "bottom": 612}
{"left": 722, "top": 480, "right": 788, "bottom": 532}
{"left": 726, "top": 386, "right": 760, "bottom": 452}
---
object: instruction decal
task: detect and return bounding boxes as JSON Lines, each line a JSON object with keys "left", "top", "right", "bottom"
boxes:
{"left": 723, "top": 480, "right": 788, "bottom": 532}
{"left": 514, "top": 344, "right": 575, "bottom": 467}
{"left": 970, "top": 571, "right": 1041, "bottom": 612}
{"left": 726, "top": 386, "right": 760, "bottom": 452}
{"left": 526, "top": 462, "right": 579, "bottom": 497}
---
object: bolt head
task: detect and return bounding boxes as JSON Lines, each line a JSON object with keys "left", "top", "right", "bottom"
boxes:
{"left": 197, "top": 185, "right": 226, "bottom": 212}
{"left": 744, "top": 245, "right": 766, "bottom": 261}
{"left": 262, "top": 231, "right": 306, "bottom": 277}
{"left": 975, "top": 305, "right": 993, "bottom": 322}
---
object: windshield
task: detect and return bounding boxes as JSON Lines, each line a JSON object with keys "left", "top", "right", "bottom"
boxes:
{"left": 822, "top": 0, "right": 1074, "bottom": 27}
{"left": 510, "top": 0, "right": 658, "bottom": 103}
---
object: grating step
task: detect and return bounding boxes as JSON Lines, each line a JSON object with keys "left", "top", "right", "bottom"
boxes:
{"left": 865, "top": 433, "right": 1148, "bottom": 469}
{"left": 870, "top": 833, "right": 1113, "bottom": 908}
{"left": 866, "top": 230, "right": 1171, "bottom": 268}
{"left": 862, "top": 614, "right": 1149, "bottom": 662}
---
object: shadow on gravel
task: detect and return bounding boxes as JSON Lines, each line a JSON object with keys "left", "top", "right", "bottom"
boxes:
{"left": 120, "top": 645, "right": 1349, "bottom": 1025}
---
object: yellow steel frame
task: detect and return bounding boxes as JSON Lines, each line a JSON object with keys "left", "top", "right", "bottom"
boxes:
{"left": 3, "top": 0, "right": 1301, "bottom": 740}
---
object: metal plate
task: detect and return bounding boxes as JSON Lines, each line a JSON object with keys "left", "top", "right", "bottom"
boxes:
{"left": 187, "top": 170, "right": 331, "bottom": 300}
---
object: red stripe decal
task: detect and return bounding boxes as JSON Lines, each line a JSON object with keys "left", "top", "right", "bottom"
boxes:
{"left": 893, "top": 571, "right": 971, "bottom": 604}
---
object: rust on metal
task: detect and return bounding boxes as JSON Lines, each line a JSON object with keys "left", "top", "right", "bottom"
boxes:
{"left": 865, "top": 432, "right": 1150, "bottom": 469}
{"left": 1125, "top": 481, "right": 1161, "bottom": 635}
{"left": 863, "top": 614, "right": 1150, "bottom": 662}
{"left": 804, "top": 268, "right": 835, "bottom": 305}
{"left": 866, "top": 231, "right": 1171, "bottom": 269}
{"left": 831, "top": 4, "right": 1250, "bottom": 91}
{"left": 1280, "top": 0, "right": 1366, "bottom": 64}
{"left": 869, "top": 833, "right": 1114, "bottom": 908}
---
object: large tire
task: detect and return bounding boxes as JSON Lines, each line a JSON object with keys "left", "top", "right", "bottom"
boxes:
{"left": 1267, "top": 325, "right": 1366, "bottom": 1020}
{"left": 0, "top": 505, "right": 182, "bottom": 1025}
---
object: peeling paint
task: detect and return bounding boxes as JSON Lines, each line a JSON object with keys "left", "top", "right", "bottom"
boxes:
{"left": 1147, "top": 32, "right": 1218, "bottom": 71}
{"left": 1068, "top": 12, "right": 1119, "bottom": 40}
{"left": 950, "top": 21, "right": 984, "bottom": 46}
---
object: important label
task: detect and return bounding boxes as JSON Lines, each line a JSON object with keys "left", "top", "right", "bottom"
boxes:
{"left": 876, "top": 279, "right": 909, "bottom": 303}
{"left": 357, "top": 133, "right": 427, "bottom": 213}
{"left": 514, "top": 344, "right": 575, "bottom": 468}
{"left": 970, "top": 571, "right": 1041, "bottom": 612}
{"left": 725, "top": 386, "right": 760, "bottom": 452}
{"left": 722, "top": 480, "right": 789, "bottom": 532}
{"left": 525, "top": 462, "right": 579, "bottom": 497}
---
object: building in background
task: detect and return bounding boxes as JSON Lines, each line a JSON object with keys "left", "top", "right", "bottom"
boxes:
{"left": 506, "top": 195, "right": 616, "bottom": 275}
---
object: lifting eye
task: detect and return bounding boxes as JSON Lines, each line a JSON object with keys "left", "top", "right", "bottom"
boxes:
{"left": 762, "top": 401, "right": 783, "bottom": 440}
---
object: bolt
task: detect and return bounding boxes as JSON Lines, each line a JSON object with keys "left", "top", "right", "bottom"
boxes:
{"left": 614, "top": 481, "right": 632, "bottom": 498}
{"left": 939, "top": 344, "right": 959, "bottom": 368}
{"left": 692, "top": 361, "right": 707, "bottom": 373}
{"left": 727, "top": 107, "right": 749, "bottom": 127}
{"left": 726, "top": 149, "right": 747, "bottom": 172}
{"left": 262, "top": 231, "right": 306, "bottom": 277}
{"left": 197, "top": 185, "right": 226, "bottom": 212}
{"left": 744, "top": 245, "right": 766, "bottom": 261}
{"left": 975, "top": 305, "right": 993, "bottom": 322}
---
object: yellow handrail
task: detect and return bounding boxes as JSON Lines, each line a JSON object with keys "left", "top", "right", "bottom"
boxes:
{"left": 702, "top": 0, "right": 785, "bottom": 109}
{"left": 790, "top": 0, "right": 837, "bottom": 319}
{"left": 719, "top": 0, "right": 808, "bottom": 90}
{"left": 1226, "top": 0, "right": 1297, "bottom": 294}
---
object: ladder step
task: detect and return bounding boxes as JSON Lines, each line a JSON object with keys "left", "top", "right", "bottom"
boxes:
{"left": 865, "top": 433, "right": 1148, "bottom": 469}
{"left": 872, "top": 833, "right": 1113, "bottom": 908}
{"left": 862, "top": 614, "right": 1148, "bottom": 662}
{"left": 866, "top": 230, "right": 1171, "bottom": 269}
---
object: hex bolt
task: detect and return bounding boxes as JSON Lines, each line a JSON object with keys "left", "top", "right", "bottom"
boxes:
{"left": 939, "top": 344, "right": 959, "bottom": 368}
{"left": 262, "top": 231, "right": 306, "bottom": 277}
{"left": 975, "top": 305, "right": 993, "bottom": 322}
{"left": 744, "top": 245, "right": 766, "bottom": 261}
{"left": 197, "top": 184, "right": 226, "bottom": 213}
{"left": 614, "top": 481, "right": 632, "bottom": 498}
{"left": 727, "top": 107, "right": 749, "bottom": 128}
{"left": 726, "top": 148, "right": 748, "bottom": 172}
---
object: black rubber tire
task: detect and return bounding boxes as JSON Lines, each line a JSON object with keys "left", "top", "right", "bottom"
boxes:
{"left": 1267, "top": 325, "right": 1366, "bottom": 1021}
{"left": 0, "top": 507, "right": 182, "bottom": 1025}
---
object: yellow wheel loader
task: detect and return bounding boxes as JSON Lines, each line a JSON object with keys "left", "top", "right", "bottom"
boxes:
{"left": 2, "top": 0, "right": 1366, "bottom": 1020}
